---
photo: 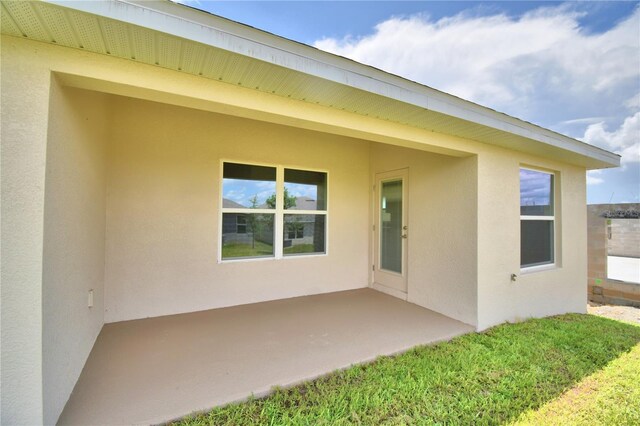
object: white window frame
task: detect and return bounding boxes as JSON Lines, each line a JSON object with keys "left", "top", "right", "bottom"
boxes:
{"left": 218, "top": 160, "right": 328, "bottom": 263}
{"left": 520, "top": 166, "right": 558, "bottom": 272}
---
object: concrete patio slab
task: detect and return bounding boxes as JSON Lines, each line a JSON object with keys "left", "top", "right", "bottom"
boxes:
{"left": 58, "top": 289, "right": 474, "bottom": 425}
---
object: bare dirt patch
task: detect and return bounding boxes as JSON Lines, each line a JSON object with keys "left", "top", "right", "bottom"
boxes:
{"left": 588, "top": 303, "right": 640, "bottom": 324}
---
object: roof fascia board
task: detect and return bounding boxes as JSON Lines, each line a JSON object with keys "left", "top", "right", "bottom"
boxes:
{"left": 42, "top": 0, "right": 620, "bottom": 167}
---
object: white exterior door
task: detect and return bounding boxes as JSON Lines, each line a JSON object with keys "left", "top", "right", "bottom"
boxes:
{"left": 373, "top": 169, "right": 408, "bottom": 294}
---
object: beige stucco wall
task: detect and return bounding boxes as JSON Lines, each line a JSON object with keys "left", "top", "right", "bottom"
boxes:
{"left": 1, "top": 36, "right": 51, "bottom": 425}
{"left": 104, "top": 95, "right": 370, "bottom": 322}
{"left": 2, "top": 34, "right": 593, "bottom": 423}
{"left": 42, "top": 83, "right": 109, "bottom": 425}
{"left": 476, "top": 149, "right": 587, "bottom": 330}
{"left": 370, "top": 144, "right": 478, "bottom": 326}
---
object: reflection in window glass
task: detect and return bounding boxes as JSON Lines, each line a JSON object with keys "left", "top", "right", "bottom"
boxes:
{"left": 283, "top": 214, "right": 325, "bottom": 255}
{"left": 223, "top": 163, "right": 276, "bottom": 209}
{"left": 521, "top": 220, "right": 554, "bottom": 267}
{"left": 520, "top": 169, "right": 554, "bottom": 216}
{"left": 284, "top": 169, "right": 327, "bottom": 210}
{"left": 380, "top": 180, "right": 402, "bottom": 273}
{"left": 222, "top": 213, "right": 274, "bottom": 259}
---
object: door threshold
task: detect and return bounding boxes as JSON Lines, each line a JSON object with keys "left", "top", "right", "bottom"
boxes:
{"left": 371, "top": 282, "right": 407, "bottom": 301}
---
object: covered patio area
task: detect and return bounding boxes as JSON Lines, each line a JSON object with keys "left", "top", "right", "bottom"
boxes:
{"left": 59, "top": 289, "right": 474, "bottom": 425}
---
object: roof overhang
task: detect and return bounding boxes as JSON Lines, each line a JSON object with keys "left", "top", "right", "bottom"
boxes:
{"left": 1, "top": 0, "right": 620, "bottom": 169}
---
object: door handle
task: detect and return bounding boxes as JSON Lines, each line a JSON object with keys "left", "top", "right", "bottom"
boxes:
{"left": 401, "top": 234, "right": 408, "bottom": 239}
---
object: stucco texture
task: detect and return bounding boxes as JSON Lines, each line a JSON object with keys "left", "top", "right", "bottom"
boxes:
{"left": 42, "top": 82, "right": 110, "bottom": 425}
{"left": 104, "top": 95, "right": 371, "bottom": 322}
{"left": 1, "top": 34, "right": 592, "bottom": 424}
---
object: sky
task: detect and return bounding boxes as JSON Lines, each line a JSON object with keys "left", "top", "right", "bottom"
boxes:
{"left": 223, "top": 178, "right": 318, "bottom": 207}
{"left": 176, "top": 1, "right": 640, "bottom": 204}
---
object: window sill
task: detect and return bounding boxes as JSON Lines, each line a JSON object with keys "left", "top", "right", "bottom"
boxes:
{"left": 219, "top": 253, "right": 328, "bottom": 264}
{"left": 520, "top": 263, "right": 559, "bottom": 275}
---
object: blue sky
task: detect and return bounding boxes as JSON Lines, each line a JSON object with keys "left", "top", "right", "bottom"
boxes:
{"left": 223, "top": 178, "right": 318, "bottom": 207}
{"left": 178, "top": 1, "right": 639, "bottom": 204}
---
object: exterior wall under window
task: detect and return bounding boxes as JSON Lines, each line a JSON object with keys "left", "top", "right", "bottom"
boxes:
{"left": 104, "top": 95, "right": 371, "bottom": 322}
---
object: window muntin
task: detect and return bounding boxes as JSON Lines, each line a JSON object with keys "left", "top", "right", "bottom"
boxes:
{"left": 221, "top": 162, "right": 327, "bottom": 261}
{"left": 520, "top": 168, "right": 556, "bottom": 269}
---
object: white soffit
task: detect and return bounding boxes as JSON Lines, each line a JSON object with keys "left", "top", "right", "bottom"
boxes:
{"left": 1, "top": 0, "right": 620, "bottom": 169}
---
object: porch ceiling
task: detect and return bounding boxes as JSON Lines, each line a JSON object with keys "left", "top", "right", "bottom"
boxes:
{"left": 57, "top": 289, "right": 473, "bottom": 425}
{"left": 1, "top": 0, "right": 619, "bottom": 169}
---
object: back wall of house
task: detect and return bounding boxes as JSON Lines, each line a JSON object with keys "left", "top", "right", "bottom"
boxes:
{"left": 104, "top": 95, "right": 371, "bottom": 322}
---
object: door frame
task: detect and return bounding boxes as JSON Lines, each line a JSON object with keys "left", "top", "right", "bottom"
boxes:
{"left": 371, "top": 168, "right": 409, "bottom": 299}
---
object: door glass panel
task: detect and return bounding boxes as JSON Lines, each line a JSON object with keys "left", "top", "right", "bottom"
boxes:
{"left": 380, "top": 180, "right": 402, "bottom": 273}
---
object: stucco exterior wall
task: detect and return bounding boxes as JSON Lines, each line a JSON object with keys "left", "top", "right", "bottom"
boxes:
{"left": 476, "top": 149, "right": 587, "bottom": 330}
{"left": 2, "top": 34, "right": 594, "bottom": 423}
{"left": 1, "top": 35, "right": 51, "bottom": 425}
{"left": 104, "top": 95, "right": 371, "bottom": 322}
{"left": 42, "top": 84, "right": 110, "bottom": 425}
{"left": 370, "top": 144, "right": 478, "bottom": 326}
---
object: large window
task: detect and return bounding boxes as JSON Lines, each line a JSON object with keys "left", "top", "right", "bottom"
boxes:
{"left": 220, "top": 162, "right": 327, "bottom": 260}
{"left": 520, "top": 168, "right": 555, "bottom": 269}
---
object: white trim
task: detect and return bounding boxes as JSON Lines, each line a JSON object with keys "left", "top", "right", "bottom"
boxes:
{"left": 373, "top": 168, "right": 409, "bottom": 293}
{"left": 274, "top": 166, "right": 284, "bottom": 259}
{"left": 223, "top": 208, "right": 276, "bottom": 214}
{"left": 521, "top": 215, "right": 554, "bottom": 221}
{"left": 520, "top": 263, "right": 559, "bottom": 274}
{"left": 519, "top": 166, "right": 558, "bottom": 271}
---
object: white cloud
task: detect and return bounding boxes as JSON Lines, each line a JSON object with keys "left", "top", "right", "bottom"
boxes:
{"left": 625, "top": 93, "right": 640, "bottom": 111}
{"left": 314, "top": 5, "right": 639, "bottom": 124}
{"left": 314, "top": 4, "right": 639, "bottom": 200}
{"left": 587, "top": 170, "right": 604, "bottom": 185}
{"left": 582, "top": 112, "right": 640, "bottom": 165}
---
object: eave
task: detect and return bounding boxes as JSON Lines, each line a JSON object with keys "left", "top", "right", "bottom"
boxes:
{"left": 1, "top": 0, "right": 620, "bottom": 169}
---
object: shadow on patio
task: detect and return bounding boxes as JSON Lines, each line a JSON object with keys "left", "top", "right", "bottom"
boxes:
{"left": 58, "top": 289, "right": 474, "bottom": 425}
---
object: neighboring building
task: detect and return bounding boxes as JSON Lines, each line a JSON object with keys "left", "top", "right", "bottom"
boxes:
{"left": 0, "top": 1, "right": 620, "bottom": 424}
{"left": 587, "top": 203, "right": 640, "bottom": 307}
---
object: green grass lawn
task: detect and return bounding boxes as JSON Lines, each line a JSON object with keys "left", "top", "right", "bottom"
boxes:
{"left": 283, "top": 244, "right": 316, "bottom": 254}
{"left": 175, "top": 315, "right": 640, "bottom": 425}
{"left": 221, "top": 241, "right": 273, "bottom": 258}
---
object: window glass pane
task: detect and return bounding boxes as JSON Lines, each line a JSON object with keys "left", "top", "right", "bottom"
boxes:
{"left": 284, "top": 169, "right": 327, "bottom": 210}
{"left": 521, "top": 220, "right": 554, "bottom": 267}
{"left": 520, "top": 169, "right": 554, "bottom": 216}
{"left": 223, "top": 163, "right": 276, "bottom": 209}
{"left": 222, "top": 213, "right": 274, "bottom": 259}
{"left": 380, "top": 180, "right": 402, "bottom": 273}
{"left": 283, "top": 214, "right": 325, "bottom": 255}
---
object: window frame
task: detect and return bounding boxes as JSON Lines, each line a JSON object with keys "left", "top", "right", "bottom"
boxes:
{"left": 519, "top": 166, "right": 558, "bottom": 272}
{"left": 218, "top": 159, "right": 329, "bottom": 263}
